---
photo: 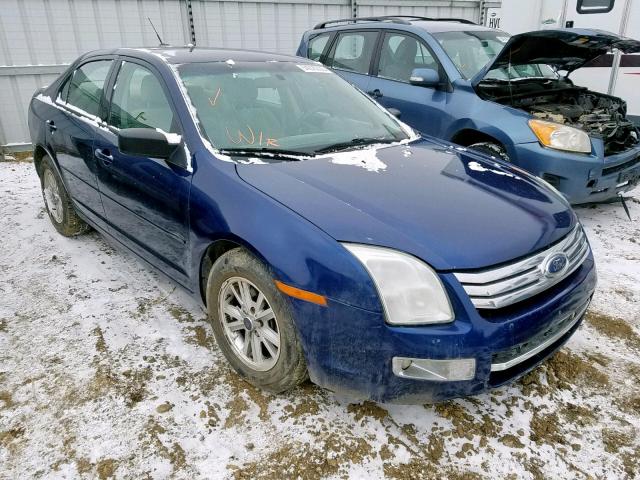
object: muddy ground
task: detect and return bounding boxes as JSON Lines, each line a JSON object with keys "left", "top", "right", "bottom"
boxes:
{"left": 0, "top": 162, "right": 638, "bottom": 479}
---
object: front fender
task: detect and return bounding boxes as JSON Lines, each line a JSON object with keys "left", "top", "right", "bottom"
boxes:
{"left": 188, "top": 150, "right": 383, "bottom": 313}
{"left": 443, "top": 87, "right": 540, "bottom": 157}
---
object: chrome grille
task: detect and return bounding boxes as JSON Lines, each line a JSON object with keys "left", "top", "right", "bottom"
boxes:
{"left": 454, "top": 226, "right": 590, "bottom": 309}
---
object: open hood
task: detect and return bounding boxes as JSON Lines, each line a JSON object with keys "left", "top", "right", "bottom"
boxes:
{"left": 472, "top": 28, "right": 640, "bottom": 85}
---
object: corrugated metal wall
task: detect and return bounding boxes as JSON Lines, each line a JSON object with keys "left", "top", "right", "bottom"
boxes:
{"left": 0, "top": 0, "right": 493, "bottom": 153}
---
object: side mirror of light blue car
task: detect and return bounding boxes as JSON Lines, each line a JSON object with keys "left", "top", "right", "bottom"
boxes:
{"left": 409, "top": 68, "right": 440, "bottom": 88}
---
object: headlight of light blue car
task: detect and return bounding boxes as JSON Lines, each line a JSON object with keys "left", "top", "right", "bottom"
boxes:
{"left": 528, "top": 119, "right": 591, "bottom": 154}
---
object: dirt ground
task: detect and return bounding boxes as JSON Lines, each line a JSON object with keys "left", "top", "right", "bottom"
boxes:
{"left": 1, "top": 162, "right": 639, "bottom": 479}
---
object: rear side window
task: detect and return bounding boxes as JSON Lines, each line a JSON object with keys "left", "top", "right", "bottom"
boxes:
{"left": 577, "top": 0, "right": 614, "bottom": 13}
{"left": 108, "top": 62, "right": 176, "bottom": 133}
{"left": 377, "top": 33, "right": 438, "bottom": 83}
{"left": 65, "top": 60, "right": 112, "bottom": 117}
{"left": 327, "top": 31, "right": 378, "bottom": 75}
{"left": 307, "top": 34, "right": 331, "bottom": 61}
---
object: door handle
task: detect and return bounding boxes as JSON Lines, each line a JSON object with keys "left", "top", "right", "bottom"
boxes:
{"left": 95, "top": 148, "right": 114, "bottom": 166}
{"left": 367, "top": 89, "right": 383, "bottom": 99}
{"left": 46, "top": 120, "right": 57, "bottom": 132}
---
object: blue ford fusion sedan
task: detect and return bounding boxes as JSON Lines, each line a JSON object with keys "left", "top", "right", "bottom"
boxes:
{"left": 28, "top": 47, "right": 596, "bottom": 403}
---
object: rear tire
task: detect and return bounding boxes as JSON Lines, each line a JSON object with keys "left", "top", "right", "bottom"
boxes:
{"left": 40, "top": 154, "right": 90, "bottom": 237}
{"left": 468, "top": 142, "right": 510, "bottom": 162}
{"left": 206, "top": 248, "right": 308, "bottom": 393}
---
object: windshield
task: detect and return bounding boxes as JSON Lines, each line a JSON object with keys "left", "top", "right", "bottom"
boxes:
{"left": 433, "top": 30, "right": 558, "bottom": 81}
{"left": 177, "top": 62, "right": 409, "bottom": 156}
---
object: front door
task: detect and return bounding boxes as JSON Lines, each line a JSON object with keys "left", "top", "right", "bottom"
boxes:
{"left": 367, "top": 32, "right": 450, "bottom": 137}
{"left": 93, "top": 60, "right": 192, "bottom": 285}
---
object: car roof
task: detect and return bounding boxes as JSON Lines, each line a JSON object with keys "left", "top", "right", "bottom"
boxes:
{"left": 83, "top": 46, "right": 314, "bottom": 65}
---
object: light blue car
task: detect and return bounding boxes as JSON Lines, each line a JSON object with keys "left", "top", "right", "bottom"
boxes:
{"left": 297, "top": 17, "right": 640, "bottom": 204}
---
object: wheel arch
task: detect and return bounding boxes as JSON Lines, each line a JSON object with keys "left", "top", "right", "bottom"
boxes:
{"left": 198, "top": 235, "right": 272, "bottom": 306}
{"left": 448, "top": 125, "right": 519, "bottom": 161}
{"left": 451, "top": 129, "right": 506, "bottom": 149}
{"left": 33, "top": 143, "right": 62, "bottom": 180}
{"left": 33, "top": 144, "right": 49, "bottom": 177}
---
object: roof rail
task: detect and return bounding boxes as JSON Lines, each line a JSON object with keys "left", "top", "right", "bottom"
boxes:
{"left": 313, "top": 15, "right": 476, "bottom": 30}
{"left": 314, "top": 16, "right": 410, "bottom": 30}
{"left": 388, "top": 15, "right": 477, "bottom": 25}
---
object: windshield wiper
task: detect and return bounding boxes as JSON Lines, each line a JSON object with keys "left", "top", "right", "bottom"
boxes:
{"left": 218, "top": 147, "right": 313, "bottom": 160}
{"left": 314, "top": 137, "right": 398, "bottom": 154}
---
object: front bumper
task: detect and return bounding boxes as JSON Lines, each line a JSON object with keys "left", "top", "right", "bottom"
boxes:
{"left": 290, "top": 252, "right": 596, "bottom": 404}
{"left": 513, "top": 142, "right": 640, "bottom": 204}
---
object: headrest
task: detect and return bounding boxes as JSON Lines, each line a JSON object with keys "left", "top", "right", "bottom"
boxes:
{"left": 395, "top": 38, "right": 417, "bottom": 62}
{"left": 141, "top": 74, "right": 165, "bottom": 107}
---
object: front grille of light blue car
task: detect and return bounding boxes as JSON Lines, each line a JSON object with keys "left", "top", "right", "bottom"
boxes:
{"left": 454, "top": 226, "right": 590, "bottom": 310}
{"left": 602, "top": 154, "right": 640, "bottom": 177}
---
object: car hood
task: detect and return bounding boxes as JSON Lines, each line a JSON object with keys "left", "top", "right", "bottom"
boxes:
{"left": 473, "top": 28, "right": 640, "bottom": 85}
{"left": 235, "top": 139, "right": 576, "bottom": 271}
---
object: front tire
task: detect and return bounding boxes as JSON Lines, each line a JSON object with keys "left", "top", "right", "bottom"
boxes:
{"left": 206, "top": 248, "right": 308, "bottom": 393}
{"left": 468, "top": 142, "right": 510, "bottom": 162}
{"left": 40, "top": 154, "right": 90, "bottom": 236}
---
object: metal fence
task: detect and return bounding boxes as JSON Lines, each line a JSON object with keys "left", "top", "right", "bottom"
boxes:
{"left": 0, "top": 0, "right": 498, "bottom": 155}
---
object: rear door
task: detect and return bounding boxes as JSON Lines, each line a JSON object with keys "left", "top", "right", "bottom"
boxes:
{"left": 366, "top": 31, "right": 450, "bottom": 136}
{"left": 323, "top": 30, "right": 379, "bottom": 92}
{"left": 47, "top": 59, "right": 114, "bottom": 225}
{"left": 93, "top": 59, "right": 192, "bottom": 284}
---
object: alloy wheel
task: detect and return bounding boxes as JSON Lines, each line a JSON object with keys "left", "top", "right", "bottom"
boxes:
{"left": 43, "top": 169, "right": 63, "bottom": 223}
{"left": 218, "top": 276, "right": 281, "bottom": 371}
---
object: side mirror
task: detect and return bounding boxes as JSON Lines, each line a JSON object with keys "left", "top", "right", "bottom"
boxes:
{"left": 409, "top": 68, "right": 440, "bottom": 88}
{"left": 118, "top": 128, "right": 180, "bottom": 159}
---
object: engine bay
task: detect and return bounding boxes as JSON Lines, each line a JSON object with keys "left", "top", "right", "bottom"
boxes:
{"left": 477, "top": 79, "right": 640, "bottom": 155}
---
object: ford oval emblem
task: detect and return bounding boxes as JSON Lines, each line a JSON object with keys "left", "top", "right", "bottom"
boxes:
{"left": 543, "top": 253, "right": 569, "bottom": 276}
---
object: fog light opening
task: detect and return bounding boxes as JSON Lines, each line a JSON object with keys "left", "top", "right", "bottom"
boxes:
{"left": 392, "top": 357, "right": 476, "bottom": 382}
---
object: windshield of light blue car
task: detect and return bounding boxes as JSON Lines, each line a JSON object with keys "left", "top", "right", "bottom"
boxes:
{"left": 177, "top": 62, "right": 409, "bottom": 155}
{"left": 433, "top": 30, "right": 558, "bottom": 81}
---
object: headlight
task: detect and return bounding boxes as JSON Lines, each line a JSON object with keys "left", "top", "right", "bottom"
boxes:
{"left": 343, "top": 244, "right": 454, "bottom": 325}
{"left": 528, "top": 119, "right": 591, "bottom": 153}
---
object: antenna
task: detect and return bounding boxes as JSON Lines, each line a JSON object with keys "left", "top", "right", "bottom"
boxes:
{"left": 147, "top": 17, "right": 168, "bottom": 46}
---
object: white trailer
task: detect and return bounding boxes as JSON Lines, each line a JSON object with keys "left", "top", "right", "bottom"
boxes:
{"left": 490, "top": 0, "right": 640, "bottom": 121}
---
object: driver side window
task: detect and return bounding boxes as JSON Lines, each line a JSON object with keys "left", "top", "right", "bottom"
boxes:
{"left": 109, "top": 62, "right": 177, "bottom": 133}
{"left": 377, "top": 33, "right": 437, "bottom": 83}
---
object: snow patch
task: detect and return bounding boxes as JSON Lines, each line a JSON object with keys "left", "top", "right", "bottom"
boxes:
{"left": 468, "top": 160, "right": 521, "bottom": 180}
{"left": 326, "top": 146, "right": 388, "bottom": 173}
{"left": 237, "top": 157, "right": 268, "bottom": 165}
{"left": 155, "top": 129, "right": 182, "bottom": 145}
{"left": 35, "top": 93, "right": 55, "bottom": 106}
